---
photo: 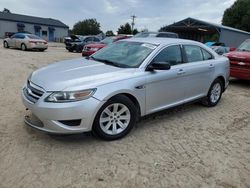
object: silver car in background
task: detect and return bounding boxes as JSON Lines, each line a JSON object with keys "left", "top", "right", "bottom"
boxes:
{"left": 22, "top": 38, "right": 229, "bottom": 140}
{"left": 3, "top": 33, "right": 48, "bottom": 51}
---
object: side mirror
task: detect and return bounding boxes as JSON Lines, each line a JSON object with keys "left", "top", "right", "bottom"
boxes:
{"left": 146, "top": 62, "right": 171, "bottom": 71}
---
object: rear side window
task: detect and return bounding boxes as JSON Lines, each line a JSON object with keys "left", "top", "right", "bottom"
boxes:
{"left": 153, "top": 45, "right": 182, "bottom": 66}
{"left": 184, "top": 45, "right": 203, "bottom": 62}
{"left": 201, "top": 48, "right": 213, "bottom": 60}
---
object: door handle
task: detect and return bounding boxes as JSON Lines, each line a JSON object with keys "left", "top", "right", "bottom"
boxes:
{"left": 209, "top": 64, "right": 215, "bottom": 69}
{"left": 177, "top": 69, "right": 186, "bottom": 75}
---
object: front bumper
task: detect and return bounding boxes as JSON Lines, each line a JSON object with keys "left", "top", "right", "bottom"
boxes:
{"left": 230, "top": 67, "right": 250, "bottom": 80}
{"left": 21, "top": 87, "right": 105, "bottom": 134}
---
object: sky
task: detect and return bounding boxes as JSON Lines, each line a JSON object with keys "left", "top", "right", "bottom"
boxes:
{"left": 0, "top": 0, "right": 236, "bottom": 32}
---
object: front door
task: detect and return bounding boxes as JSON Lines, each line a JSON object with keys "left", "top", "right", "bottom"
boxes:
{"left": 145, "top": 45, "right": 188, "bottom": 114}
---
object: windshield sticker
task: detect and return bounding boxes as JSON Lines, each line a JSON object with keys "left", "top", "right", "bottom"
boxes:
{"left": 141, "top": 43, "right": 157, "bottom": 50}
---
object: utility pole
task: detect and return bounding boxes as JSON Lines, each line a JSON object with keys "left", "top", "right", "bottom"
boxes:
{"left": 131, "top": 15, "right": 136, "bottom": 34}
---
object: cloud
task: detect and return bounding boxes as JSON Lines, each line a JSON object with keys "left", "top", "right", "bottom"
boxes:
{"left": 103, "top": 0, "right": 119, "bottom": 13}
{"left": 0, "top": 0, "right": 237, "bottom": 32}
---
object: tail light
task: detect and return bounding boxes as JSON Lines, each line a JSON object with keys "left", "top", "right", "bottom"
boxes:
{"left": 29, "top": 41, "right": 37, "bottom": 44}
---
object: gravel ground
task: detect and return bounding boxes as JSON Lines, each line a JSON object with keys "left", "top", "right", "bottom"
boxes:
{"left": 0, "top": 42, "right": 249, "bottom": 188}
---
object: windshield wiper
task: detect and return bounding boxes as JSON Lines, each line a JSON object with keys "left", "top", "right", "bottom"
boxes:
{"left": 91, "top": 57, "right": 124, "bottom": 67}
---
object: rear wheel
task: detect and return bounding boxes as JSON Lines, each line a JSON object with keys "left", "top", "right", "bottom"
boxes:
{"left": 21, "top": 43, "right": 27, "bottom": 51}
{"left": 3, "top": 41, "right": 9, "bottom": 48}
{"left": 93, "top": 95, "right": 137, "bottom": 140}
{"left": 202, "top": 79, "right": 223, "bottom": 107}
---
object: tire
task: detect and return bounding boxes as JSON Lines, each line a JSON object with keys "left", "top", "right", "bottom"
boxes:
{"left": 202, "top": 78, "right": 223, "bottom": 107}
{"left": 3, "top": 41, "right": 9, "bottom": 48}
{"left": 68, "top": 49, "right": 73, "bottom": 52}
{"left": 93, "top": 95, "right": 137, "bottom": 140}
{"left": 39, "top": 49, "right": 46, "bottom": 52}
{"left": 21, "top": 43, "right": 27, "bottom": 51}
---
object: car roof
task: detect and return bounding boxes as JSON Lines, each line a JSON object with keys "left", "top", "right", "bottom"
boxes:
{"left": 123, "top": 37, "right": 201, "bottom": 46}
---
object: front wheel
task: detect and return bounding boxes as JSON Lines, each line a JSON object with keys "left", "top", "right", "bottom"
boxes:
{"left": 21, "top": 43, "right": 27, "bottom": 51}
{"left": 202, "top": 79, "right": 223, "bottom": 107}
{"left": 93, "top": 95, "right": 137, "bottom": 140}
{"left": 3, "top": 41, "right": 9, "bottom": 48}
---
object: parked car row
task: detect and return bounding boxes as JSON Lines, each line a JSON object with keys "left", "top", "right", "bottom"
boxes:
{"left": 65, "top": 35, "right": 101, "bottom": 52}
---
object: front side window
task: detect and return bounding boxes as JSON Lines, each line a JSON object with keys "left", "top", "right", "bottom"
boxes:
{"left": 92, "top": 41, "right": 157, "bottom": 68}
{"left": 152, "top": 45, "right": 182, "bottom": 66}
{"left": 184, "top": 45, "right": 203, "bottom": 62}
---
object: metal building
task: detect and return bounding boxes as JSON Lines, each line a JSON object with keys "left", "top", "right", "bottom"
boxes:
{"left": 0, "top": 10, "right": 69, "bottom": 42}
{"left": 161, "top": 17, "right": 250, "bottom": 47}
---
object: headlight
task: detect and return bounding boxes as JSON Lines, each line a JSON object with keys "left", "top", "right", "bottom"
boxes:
{"left": 90, "top": 48, "right": 99, "bottom": 51}
{"left": 45, "top": 89, "right": 96, "bottom": 103}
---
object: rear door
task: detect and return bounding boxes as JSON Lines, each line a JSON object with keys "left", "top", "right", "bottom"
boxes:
{"left": 181, "top": 45, "right": 215, "bottom": 101}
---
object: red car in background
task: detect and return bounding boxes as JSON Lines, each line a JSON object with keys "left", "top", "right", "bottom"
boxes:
{"left": 82, "top": 35, "right": 130, "bottom": 56}
{"left": 225, "top": 39, "right": 250, "bottom": 80}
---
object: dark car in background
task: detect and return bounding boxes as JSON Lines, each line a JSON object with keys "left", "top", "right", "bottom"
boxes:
{"left": 65, "top": 35, "right": 100, "bottom": 52}
{"left": 82, "top": 35, "right": 130, "bottom": 56}
{"left": 225, "top": 39, "right": 250, "bottom": 80}
{"left": 134, "top": 31, "right": 179, "bottom": 38}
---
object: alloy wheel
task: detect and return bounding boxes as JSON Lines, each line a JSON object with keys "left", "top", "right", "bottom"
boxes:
{"left": 99, "top": 103, "right": 131, "bottom": 135}
{"left": 210, "top": 83, "right": 221, "bottom": 103}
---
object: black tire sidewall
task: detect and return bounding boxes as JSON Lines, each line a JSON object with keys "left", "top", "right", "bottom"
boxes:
{"left": 93, "top": 95, "right": 137, "bottom": 140}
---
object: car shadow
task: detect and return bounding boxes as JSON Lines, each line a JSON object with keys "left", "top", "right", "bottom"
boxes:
{"left": 229, "top": 78, "right": 250, "bottom": 88}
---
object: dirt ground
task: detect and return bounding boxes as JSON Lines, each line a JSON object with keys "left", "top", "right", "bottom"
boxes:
{"left": 0, "top": 41, "right": 249, "bottom": 188}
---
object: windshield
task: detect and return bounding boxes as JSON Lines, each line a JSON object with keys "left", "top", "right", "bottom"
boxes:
{"left": 101, "top": 37, "right": 114, "bottom": 45}
{"left": 91, "top": 41, "right": 157, "bottom": 68}
{"left": 237, "top": 40, "right": 250, "bottom": 52}
{"left": 27, "top": 34, "right": 42, "bottom": 40}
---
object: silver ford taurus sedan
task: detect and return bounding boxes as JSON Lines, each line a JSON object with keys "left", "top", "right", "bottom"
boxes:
{"left": 22, "top": 38, "right": 229, "bottom": 140}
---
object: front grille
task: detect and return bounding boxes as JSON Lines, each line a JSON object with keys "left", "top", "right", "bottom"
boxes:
{"left": 24, "top": 81, "right": 44, "bottom": 103}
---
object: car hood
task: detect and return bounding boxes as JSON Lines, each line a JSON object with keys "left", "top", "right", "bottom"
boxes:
{"left": 30, "top": 58, "right": 137, "bottom": 91}
{"left": 226, "top": 51, "right": 250, "bottom": 61}
{"left": 85, "top": 43, "right": 106, "bottom": 48}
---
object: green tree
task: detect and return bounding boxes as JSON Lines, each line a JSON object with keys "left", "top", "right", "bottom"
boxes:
{"left": 105, "top": 30, "right": 115, "bottom": 36}
{"left": 117, "top": 23, "right": 132, "bottom": 34}
{"left": 132, "top": 28, "right": 139, "bottom": 35}
{"left": 222, "top": 0, "right": 250, "bottom": 32}
{"left": 117, "top": 23, "right": 138, "bottom": 35}
{"left": 72, "top": 18, "right": 102, "bottom": 35}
